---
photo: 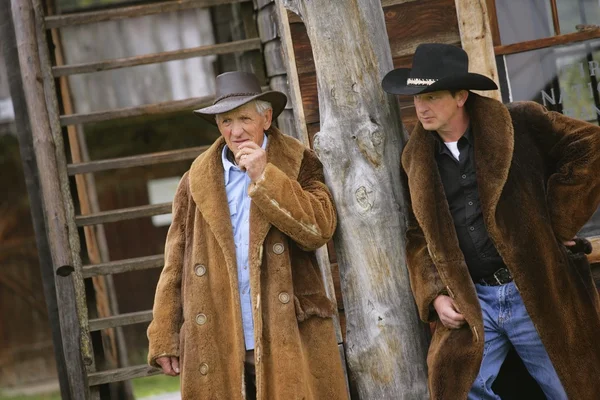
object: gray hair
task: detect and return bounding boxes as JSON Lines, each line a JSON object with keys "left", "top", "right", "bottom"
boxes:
{"left": 215, "top": 100, "right": 273, "bottom": 123}
{"left": 253, "top": 99, "right": 273, "bottom": 116}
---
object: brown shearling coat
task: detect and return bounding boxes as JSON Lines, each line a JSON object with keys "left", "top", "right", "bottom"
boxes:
{"left": 402, "top": 94, "right": 600, "bottom": 399}
{"left": 147, "top": 127, "right": 348, "bottom": 400}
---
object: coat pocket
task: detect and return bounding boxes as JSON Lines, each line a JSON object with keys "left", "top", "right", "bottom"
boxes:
{"left": 293, "top": 293, "right": 336, "bottom": 322}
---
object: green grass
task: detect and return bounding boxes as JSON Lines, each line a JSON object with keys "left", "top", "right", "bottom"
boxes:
{"left": 0, "top": 375, "right": 180, "bottom": 400}
{"left": 131, "top": 374, "right": 181, "bottom": 398}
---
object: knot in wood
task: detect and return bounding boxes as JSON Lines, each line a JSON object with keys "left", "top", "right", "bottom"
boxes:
{"left": 355, "top": 186, "right": 373, "bottom": 211}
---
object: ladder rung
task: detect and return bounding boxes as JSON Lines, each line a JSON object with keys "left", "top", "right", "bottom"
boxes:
{"left": 60, "top": 85, "right": 268, "bottom": 126}
{"left": 53, "top": 38, "right": 262, "bottom": 76}
{"left": 89, "top": 310, "right": 153, "bottom": 331}
{"left": 68, "top": 146, "right": 208, "bottom": 175}
{"left": 75, "top": 203, "right": 171, "bottom": 226}
{"left": 82, "top": 254, "right": 164, "bottom": 278}
{"left": 88, "top": 365, "right": 161, "bottom": 386}
{"left": 45, "top": 0, "right": 249, "bottom": 29}
{"left": 60, "top": 95, "right": 214, "bottom": 126}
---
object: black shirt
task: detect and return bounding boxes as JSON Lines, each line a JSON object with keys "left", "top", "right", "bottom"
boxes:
{"left": 433, "top": 127, "right": 506, "bottom": 281}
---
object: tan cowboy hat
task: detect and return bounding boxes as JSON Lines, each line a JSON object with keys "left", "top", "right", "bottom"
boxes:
{"left": 194, "top": 71, "right": 287, "bottom": 125}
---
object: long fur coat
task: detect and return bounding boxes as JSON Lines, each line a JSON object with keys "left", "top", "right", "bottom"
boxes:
{"left": 402, "top": 94, "right": 600, "bottom": 399}
{"left": 147, "top": 127, "right": 348, "bottom": 400}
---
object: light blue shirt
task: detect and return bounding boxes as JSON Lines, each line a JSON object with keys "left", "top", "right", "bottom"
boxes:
{"left": 221, "top": 133, "right": 267, "bottom": 350}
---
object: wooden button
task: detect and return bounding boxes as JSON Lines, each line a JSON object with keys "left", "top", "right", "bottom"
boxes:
{"left": 195, "top": 313, "right": 207, "bottom": 325}
{"left": 194, "top": 264, "right": 206, "bottom": 277}
{"left": 199, "top": 363, "right": 209, "bottom": 375}
{"left": 273, "top": 243, "right": 285, "bottom": 254}
{"left": 278, "top": 292, "right": 290, "bottom": 304}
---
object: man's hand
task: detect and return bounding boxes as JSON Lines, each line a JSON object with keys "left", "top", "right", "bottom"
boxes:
{"left": 156, "top": 356, "right": 180, "bottom": 376}
{"left": 433, "top": 295, "right": 466, "bottom": 329}
{"left": 235, "top": 141, "right": 267, "bottom": 182}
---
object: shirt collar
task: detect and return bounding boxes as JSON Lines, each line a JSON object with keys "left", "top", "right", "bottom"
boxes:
{"left": 432, "top": 125, "right": 472, "bottom": 156}
{"left": 222, "top": 133, "right": 268, "bottom": 185}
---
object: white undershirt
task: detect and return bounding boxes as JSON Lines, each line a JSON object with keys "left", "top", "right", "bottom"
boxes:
{"left": 444, "top": 141, "right": 460, "bottom": 161}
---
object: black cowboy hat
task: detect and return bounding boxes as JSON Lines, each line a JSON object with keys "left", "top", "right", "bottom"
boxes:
{"left": 194, "top": 71, "right": 287, "bottom": 125}
{"left": 382, "top": 43, "right": 498, "bottom": 95}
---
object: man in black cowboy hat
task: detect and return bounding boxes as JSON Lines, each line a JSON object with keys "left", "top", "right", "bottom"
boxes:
{"left": 147, "top": 71, "right": 348, "bottom": 400}
{"left": 383, "top": 43, "right": 600, "bottom": 399}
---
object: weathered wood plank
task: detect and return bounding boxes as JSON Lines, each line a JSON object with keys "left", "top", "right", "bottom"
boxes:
{"left": 52, "top": 38, "right": 262, "bottom": 76}
{"left": 45, "top": 0, "right": 250, "bottom": 29}
{"left": 384, "top": 0, "right": 461, "bottom": 59}
{"left": 89, "top": 311, "right": 153, "bottom": 332}
{"left": 283, "top": 0, "right": 429, "bottom": 398}
{"left": 286, "top": 0, "right": 419, "bottom": 24}
{"left": 298, "top": 72, "right": 318, "bottom": 124}
{"left": 485, "top": 0, "right": 501, "bottom": 46}
{"left": 0, "top": 1, "right": 72, "bottom": 397}
{"left": 60, "top": 95, "right": 213, "bottom": 126}
{"left": 67, "top": 146, "right": 208, "bottom": 175}
{"left": 269, "top": 75, "right": 292, "bottom": 109}
{"left": 495, "top": 29, "right": 600, "bottom": 56}
{"left": 75, "top": 203, "right": 172, "bottom": 227}
{"left": 454, "top": 0, "right": 501, "bottom": 100}
{"left": 255, "top": 0, "right": 273, "bottom": 10}
{"left": 82, "top": 255, "right": 164, "bottom": 278}
{"left": 272, "top": 0, "right": 310, "bottom": 145}
{"left": 263, "top": 40, "right": 286, "bottom": 77}
{"left": 88, "top": 365, "right": 161, "bottom": 386}
{"left": 257, "top": 3, "right": 278, "bottom": 43}
{"left": 60, "top": 85, "right": 269, "bottom": 126}
{"left": 13, "top": 0, "right": 91, "bottom": 397}
{"left": 290, "top": 0, "right": 460, "bottom": 76}
{"left": 288, "top": 21, "right": 313, "bottom": 75}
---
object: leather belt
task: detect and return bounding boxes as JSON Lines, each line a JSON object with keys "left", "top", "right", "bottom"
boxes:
{"left": 477, "top": 267, "right": 513, "bottom": 286}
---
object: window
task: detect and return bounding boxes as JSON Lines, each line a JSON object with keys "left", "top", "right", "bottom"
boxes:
{"left": 489, "top": 0, "right": 600, "bottom": 236}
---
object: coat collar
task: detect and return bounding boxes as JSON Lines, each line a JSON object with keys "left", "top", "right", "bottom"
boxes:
{"left": 188, "top": 127, "right": 305, "bottom": 267}
{"left": 402, "top": 94, "right": 514, "bottom": 259}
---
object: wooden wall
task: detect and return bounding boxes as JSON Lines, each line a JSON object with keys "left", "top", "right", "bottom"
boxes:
{"left": 288, "top": 0, "right": 461, "bottom": 138}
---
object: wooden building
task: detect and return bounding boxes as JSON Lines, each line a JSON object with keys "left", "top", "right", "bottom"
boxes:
{"left": 1, "top": 0, "right": 599, "bottom": 398}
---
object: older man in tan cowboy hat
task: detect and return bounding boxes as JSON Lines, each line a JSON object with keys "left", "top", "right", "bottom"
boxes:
{"left": 383, "top": 43, "right": 600, "bottom": 399}
{"left": 147, "top": 71, "right": 348, "bottom": 400}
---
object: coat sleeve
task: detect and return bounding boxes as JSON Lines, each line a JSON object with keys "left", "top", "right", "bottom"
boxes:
{"left": 537, "top": 104, "right": 600, "bottom": 242}
{"left": 402, "top": 171, "right": 447, "bottom": 323}
{"left": 248, "top": 148, "right": 336, "bottom": 251}
{"left": 147, "top": 173, "right": 189, "bottom": 368}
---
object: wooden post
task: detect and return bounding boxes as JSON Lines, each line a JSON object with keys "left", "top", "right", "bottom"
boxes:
{"left": 455, "top": 0, "right": 502, "bottom": 101}
{"left": 10, "top": 0, "right": 90, "bottom": 398}
{"left": 281, "top": 1, "right": 429, "bottom": 398}
{"left": 0, "top": 1, "right": 71, "bottom": 398}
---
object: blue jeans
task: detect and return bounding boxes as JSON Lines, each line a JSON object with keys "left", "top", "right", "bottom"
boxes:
{"left": 467, "top": 282, "right": 567, "bottom": 400}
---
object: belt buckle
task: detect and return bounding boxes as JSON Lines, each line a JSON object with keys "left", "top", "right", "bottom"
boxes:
{"left": 493, "top": 269, "right": 504, "bottom": 285}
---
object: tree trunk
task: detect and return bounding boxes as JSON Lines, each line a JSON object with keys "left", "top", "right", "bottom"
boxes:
{"left": 282, "top": 1, "right": 429, "bottom": 398}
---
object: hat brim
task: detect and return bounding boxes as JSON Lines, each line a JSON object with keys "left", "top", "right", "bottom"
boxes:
{"left": 193, "top": 91, "right": 287, "bottom": 126}
{"left": 382, "top": 68, "right": 498, "bottom": 96}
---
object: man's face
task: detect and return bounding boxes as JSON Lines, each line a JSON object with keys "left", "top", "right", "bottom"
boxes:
{"left": 216, "top": 102, "right": 272, "bottom": 154}
{"left": 413, "top": 90, "right": 466, "bottom": 132}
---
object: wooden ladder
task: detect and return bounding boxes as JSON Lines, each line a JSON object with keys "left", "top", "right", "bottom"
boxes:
{"left": 8, "top": 0, "right": 343, "bottom": 398}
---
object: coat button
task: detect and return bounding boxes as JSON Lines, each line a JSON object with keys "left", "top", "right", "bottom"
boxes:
{"left": 195, "top": 313, "right": 207, "bottom": 325}
{"left": 278, "top": 292, "right": 290, "bottom": 304}
{"left": 194, "top": 264, "right": 206, "bottom": 277}
{"left": 199, "top": 363, "right": 209, "bottom": 375}
{"left": 273, "top": 243, "right": 285, "bottom": 254}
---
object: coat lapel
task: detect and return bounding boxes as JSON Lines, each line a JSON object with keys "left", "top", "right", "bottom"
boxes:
{"left": 469, "top": 95, "right": 514, "bottom": 244}
{"left": 402, "top": 94, "right": 514, "bottom": 259}
{"left": 188, "top": 137, "right": 237, "bottom": 269}
{"left": 188, "top": 127, "right": 306, "bottom": 268}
